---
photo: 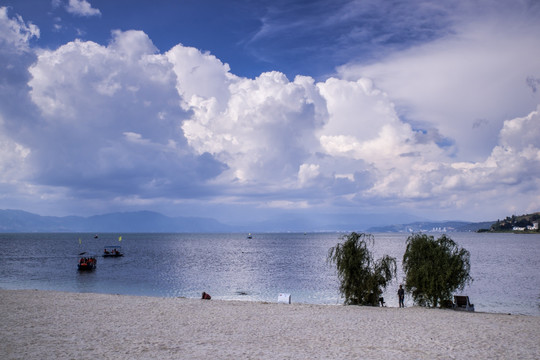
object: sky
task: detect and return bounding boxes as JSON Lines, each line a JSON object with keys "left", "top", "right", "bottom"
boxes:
{"left": 0, "top": 0, "right": 539, "bottom": 226}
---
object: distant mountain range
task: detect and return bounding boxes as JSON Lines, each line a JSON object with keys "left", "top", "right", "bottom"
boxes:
{"left": 0, "top": 209, "right": 494, "bottom": 233}
{"left": 0, "top": 209, "right": 231, "bottom": 233}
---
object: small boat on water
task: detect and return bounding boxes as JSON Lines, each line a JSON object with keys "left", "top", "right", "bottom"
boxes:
{"left": 78, "top": 256, "right": 97, "bottom": 271}
{"left": 247, "top": 233, "right": 253, "bottom": 239}
{"left": 103, "top": 246, "right": 123, "bottom": 257}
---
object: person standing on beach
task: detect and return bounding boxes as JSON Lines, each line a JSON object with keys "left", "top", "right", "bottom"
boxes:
{"left": 398, "top": 285, "right": 405, "bottom": 308}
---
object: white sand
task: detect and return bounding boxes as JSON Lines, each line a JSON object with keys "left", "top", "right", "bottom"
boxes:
{"left": 1, "top": 290, "right": 539, "bottom": 359}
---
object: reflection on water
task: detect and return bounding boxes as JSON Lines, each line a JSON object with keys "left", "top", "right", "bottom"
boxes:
{"left": 0, "top": 232, "right": 538, "bottom": 315}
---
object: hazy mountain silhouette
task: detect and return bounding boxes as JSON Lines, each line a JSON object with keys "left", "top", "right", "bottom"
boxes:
{"left": 0, "top": 209, "right": 488, "bottom": 233}
{"left": 0, "top": 209, "right": 231, "bottom": 233}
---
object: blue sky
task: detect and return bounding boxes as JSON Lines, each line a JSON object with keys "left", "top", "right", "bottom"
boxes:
{"left": 0, "top": 0, "right": 539, "bottom": 226}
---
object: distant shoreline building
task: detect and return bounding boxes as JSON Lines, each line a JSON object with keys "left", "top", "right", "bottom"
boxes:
{"left": 513, "top": 222, "right": 539, "bottom": 231}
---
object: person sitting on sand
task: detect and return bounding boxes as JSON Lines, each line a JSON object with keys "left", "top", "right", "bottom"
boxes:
{"left": 201, "top": 292, "right": 211, "bottom": 300}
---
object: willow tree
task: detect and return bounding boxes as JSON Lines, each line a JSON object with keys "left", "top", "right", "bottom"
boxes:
{"left": 328, "top": 232, "right": 397, "bottom": 306}
{"left": 403, "top": 233, "right": 472, "bottom": 307}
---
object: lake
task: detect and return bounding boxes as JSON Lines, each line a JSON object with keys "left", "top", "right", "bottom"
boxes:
{"left": 0, "top": 232, "right": 538, "bottom": 315}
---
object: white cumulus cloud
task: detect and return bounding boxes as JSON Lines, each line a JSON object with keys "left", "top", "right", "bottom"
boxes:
{"left": 179, "top": 69, "right": 327, "bottom": 186}
{"left": 339, "top": 10, "right": 540, "bottom": 162}
{"left": 1, "top": 5, "right": 539, "bottom": 221}
{"left": 23, "top": 30, "right": 223, "bottom": 211}
{"left": 0, "top": 7, "right": 39, "bottom": 52}
{"left": 65, "top": 0, "right": 101, "bottom": 17}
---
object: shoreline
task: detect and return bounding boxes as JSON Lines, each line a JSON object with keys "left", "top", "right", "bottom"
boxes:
{"left": 1, "top": 285, "right": 536, "bottom": 317}
{"left": 2, "top": 289, "right": 539, "bottom": 359}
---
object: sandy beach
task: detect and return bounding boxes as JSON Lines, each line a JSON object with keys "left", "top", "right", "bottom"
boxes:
{"left": 1, "top": 290, "right": 539, "bottom": 359}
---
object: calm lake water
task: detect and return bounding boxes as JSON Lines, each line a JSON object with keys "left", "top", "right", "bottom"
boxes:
{"left": 0, "top": 232, "right": 538, "bottom": 316}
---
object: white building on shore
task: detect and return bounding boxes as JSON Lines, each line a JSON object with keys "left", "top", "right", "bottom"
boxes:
{"left": 513, "top": 222, "right": 539, "bottom": 231}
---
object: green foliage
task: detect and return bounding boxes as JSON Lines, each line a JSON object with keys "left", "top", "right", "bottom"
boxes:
{"left": 402, "top": 233, "right": 472, "bottom": 307}
{"left": 328, "top": 232, "right": 397, "bottom": 306}
{"left": 490, "top": 212, "right": 540, "bottom": 232}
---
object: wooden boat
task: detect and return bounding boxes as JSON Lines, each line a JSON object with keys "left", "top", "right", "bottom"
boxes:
{"left": 103, "top": 246, "right": 123, "bottom": 257}
{"left": 78, "top": 256, "right": 97, "bottom": 270}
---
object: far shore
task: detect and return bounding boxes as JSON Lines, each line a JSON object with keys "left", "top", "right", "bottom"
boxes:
{"left": 1, "top": 289, "right": 539, "bottom": 359}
